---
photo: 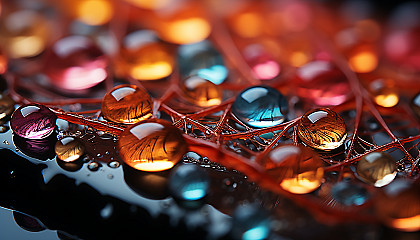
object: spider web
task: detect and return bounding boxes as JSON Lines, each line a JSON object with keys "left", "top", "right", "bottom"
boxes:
{"left": 5, "top": 0, "right": 420, "bottom": 227}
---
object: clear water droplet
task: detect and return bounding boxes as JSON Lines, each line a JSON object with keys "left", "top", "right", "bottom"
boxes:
{"left": 108, "top": 161, "right": 120, "bottom": 168}
{"left": 87, "top": 162, "right": 100, "bottom": 171}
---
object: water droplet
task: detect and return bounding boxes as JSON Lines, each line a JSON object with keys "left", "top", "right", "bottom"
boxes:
{"left": 10, "top": 104, "right": 57, "bottom": 139}
{"left": 96, "top": 153, "right": 103, "bottom": 158}
{"left": 88, "top": 162, "right": 100, "bottom": 171}
{"left": 100, "top": 203, "right": 113, "bottom": 219}
{"left": 107, "top": 174, "right": 114, "bottom": 179}
{"left": 331, "top": 181, "right": 369, "bottom": 206}
{"left": 0, "top": 125, "right": 9, "bottom": 133}
{"left": 108, "top": 161, "right": 120, "bottom": 168}
{"left": 101, "top": 84, "right": 152, "bottom": 124}
{"left": 45, "top": 36, "right": 108, "bottom": 90}
{"left": 230, "top": 204, "right": 271, "bottom": 240}
{"left": 261, "top": 144, "right": 324, "bottom": 194}
{"left": 297, "top": 108, "right": 347, "bottom": 150}
{"left": 356, "top": 152, "right": 397, "bottom": 187}
{"left": 181, "top": 75, "right": 223, "bottom": 107}
{"left": 55, "top": 136, "right": 85, "bottom": 162}
{"left": 178, "top": 40, "right": 228, "bottom": 85}
{"left": 3, "top": 140, "right": 9, "bottom": 145}
{"left": 169, "top": 164, "right": 210, "bottom": 202}
{"left": 118, "top": 119, "right": 187, "bottom": 172}
{"left": 232, "top": 85, "right": 288, "bottom": 128}
{"left": 223, "top": 178, "right": 238, "bottom": 191}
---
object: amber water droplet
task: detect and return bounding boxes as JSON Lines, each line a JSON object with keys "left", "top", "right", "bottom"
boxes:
{"left": 115, "top": 32, "right": 174, "bottom": 81}
{"left": 101, "top": 84, "right": 152, "bottom": 124}
{"left": 0, "top": 94, "right": 15, "bottom": 120}
{"left": 44, "top": 36, "right": 108, "bottom": 91}
{"left": 182, "top": 76, "right": 223, "bottom": 107}
{"left": 261, "top": 144, "right": 324, "bottom": 194}
{"left": 0, "top": 10, "right": 50, "bottom": 58}
{"left": 10, "top": 104, "right": 57, "bottom": 139}
{"left": 298, "top": 108, "right": 347, "bottom": 150}
{"left": 55, "top": 136, "right": 85, "bottom": 162}
{"left": 61, "top": 0, "right": 114, "bottom": 26}
{"left": 369, "top": 78, "right": 399, "bottom": 108}
{"left": 375, "top": 179, "right": 420, "bottom": 232}
{"left": 118, "top": 119, "right": 187, "bottom": 172}
{"left": 153, "top": 3, "right": 211, "bottom": 44}
{"left": 356, "top": 152, "right": 396, "bottom": 187}
{"left": 294, "top": 61, "right": 351, "bottom": 106}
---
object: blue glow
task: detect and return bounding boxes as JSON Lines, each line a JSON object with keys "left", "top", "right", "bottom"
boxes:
{"left": 181, "top": 182, "right": 208, "bottom": 200}
{"left": 242, "top": 225, "right": 269, "bottom": 240}
{"left": 197, "top": 65, "right": 228, "bottom": 85}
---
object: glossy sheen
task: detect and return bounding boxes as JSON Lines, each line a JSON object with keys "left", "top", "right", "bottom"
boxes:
{"left": 298, "top": 108, "right": 347, "bottom": 150}
{"left": 118, "top": 119, "right": 188, "bottom": 172}
{"left": 182, "top": 75, "right": 223, "bottom": 107}
{"left": 115, "top": 40, "right": 174, "bottom": 81}
{"left": 262, "top": 144, "right": 324, "bottom": 194}
{"left": 369, "top": 79, "right": 399, "bottom": 108}
{"left": 153, "top": 3, "right": 211, "bottom": 44}
{"left": 331, "top": 181, "right": 369, "bottom": 206}
{"left": 375, "top": 179, "right": 420, "bottom": 232}
{"left": 294, "top": 61, "right": 351, "bottom": 106}
{"left": 0, "top": 94, "right": 15, "bottom": 120}
{"left": 0, "top": 10, "right": 50, "bottom": 58}
{"left": 55, "top": 136, "right": 86, "bottom": 162}
{"left": 44, "top": 36, "right": 108, "bottom": 90}
{"left": 411, "top": 92, "right": 420, "bottom": 118}
{"left": 232, "top": 85, "right": 288, "bottom": 128}
{"left": 231, "top": 204, "right": 271, "bottom": 240}
{"left": 10, "top": 104, "right": 57, "bottom": 139}
{"left": 178, "top": 40, "right": 228, "bottom": 85}
{"left": 13, "top": 134, "right": 57, "bottom": 160}
{"left": 356, "top": 152, "right": 397, "bottom": 187}
{"left": 243, "top": 44, "right": 280, "bottom": 80}
{"left": 101, "top": 84, "right": 153, "bottom": 124}
{"left": 169, "top": 164, "right": 210, "bottom": 201}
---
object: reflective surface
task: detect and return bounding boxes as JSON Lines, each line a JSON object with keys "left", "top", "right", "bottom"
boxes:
{"left": 262, "top": 144, "right": 324, "bottom": 194}
{"left": 10, "top": 104, "right": 57, "bottom": 139}
{"left": 356, "top": 152, "right": 397, "bottom": 187}
{"left": 232, "top": 85, "right": 288, "bottom": 128}
{"left": 118, "top": 119, "right": 188, "bottom": 172}
{"left": 101, "top": 84, "right": 153, "bottom": 124}
{"left": 297, "top": 108, "right": 347, "bottom": 150}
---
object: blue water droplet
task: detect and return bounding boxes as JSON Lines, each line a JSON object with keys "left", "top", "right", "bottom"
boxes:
{"left": 178, "top": 40, "right": 228, "bottom": 85}
{"left": 232, "top": 85, "right": 288, "bottom": 128}
{"left": 231, "top": 204, "right": 271, "bottom": 240}
{"left": 169, "top": 164, "right": 209, "bottom": 202}
{"left": 331, "top": 181, "right": 369, "bottom": 206}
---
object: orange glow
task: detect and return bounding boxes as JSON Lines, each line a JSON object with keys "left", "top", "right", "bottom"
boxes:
{"left": 77, "top": 0, "right": 113, "bottom": 25}
{"left": 10, "top": 36, "right": 44, "bottom": 58}
{"left": 349, "top": 51, "right": 378, "bottom": 73}
{"left": 232, "top": 12, "right": 263, "bottom": 38}
{"left": 290, "top": 51, "right": 309, "bottom": 67}
{"left": 0, "top": 10, "right": 50, "bottom": 58}
{"left": 134, "top": 161, "right": 175, "bottom": 172}
{"left": 116, "top": 42, "right": 174, "bottom": 80}
{"left": 125, "top": 0, "right": 171, "bottom": 9}
{"left": 280, "top": 169, "right": 324, "bottom": 194}
{"left": 374, "top": 92, "right": 399, "bottom": 108}
{"left": 159, "top": 17, "right": 211, "bottom": 44}
{"left": 389, "top": 215, "right": 420, "bottom": 232}
{"left": 0, "top": 55, "right": 7, "bottom": 74}
{"left": 130, "top": 61, "right": 172, "bottom": 80}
